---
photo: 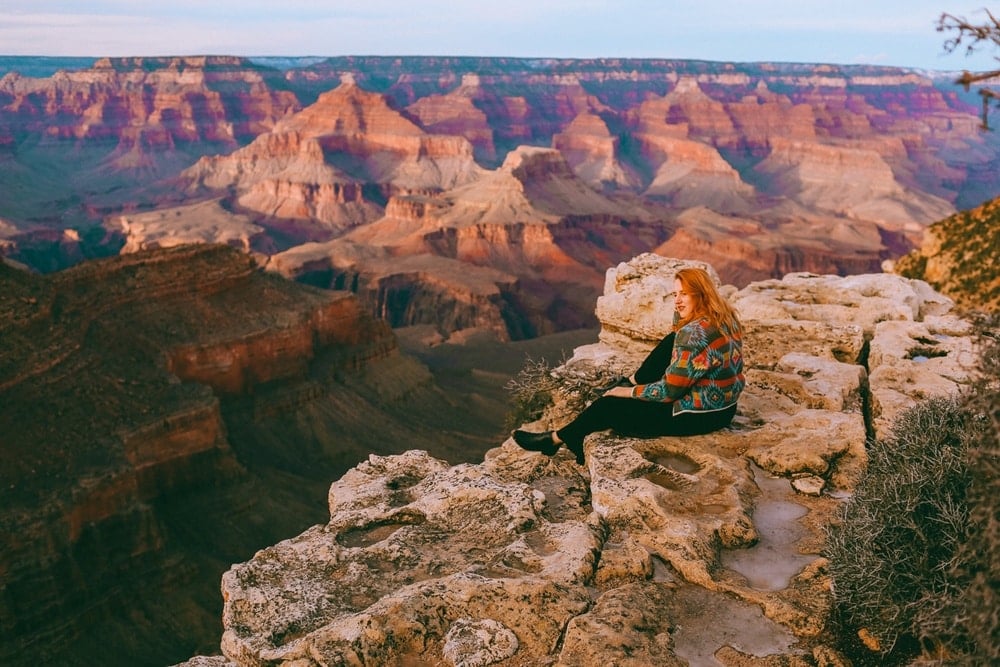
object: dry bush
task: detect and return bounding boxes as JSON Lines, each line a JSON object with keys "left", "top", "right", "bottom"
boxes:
{"left": 825, "top": 318, "right": 999, "bottom": 665}
{"left": 941, "top": 317, "right": 999, "bottom": 666}
{"left": 503, "top": 356, "right": 560, "bottom": 431}
{"left": 504, "top": 356, "right": 629, "bottom": 431}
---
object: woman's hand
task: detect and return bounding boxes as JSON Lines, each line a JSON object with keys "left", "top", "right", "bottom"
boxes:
{"left": 603, "top": 386, "right": 634, "bottom": 398}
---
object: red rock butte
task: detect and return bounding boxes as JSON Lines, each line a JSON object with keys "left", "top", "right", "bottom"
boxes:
{"left": 1, "top": 55, "right": 998, "bottom": 338}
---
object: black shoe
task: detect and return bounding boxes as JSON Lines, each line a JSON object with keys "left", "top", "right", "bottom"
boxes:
{"left": 512, "top": 430, "right": 559, "bottom": 456}
{"left": 564, "top": 438, "right": 586, "bottom": 466}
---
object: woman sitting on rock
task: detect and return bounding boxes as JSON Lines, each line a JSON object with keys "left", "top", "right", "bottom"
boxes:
{"left": 512, "top": 266, "right": 745, "bottom": 465}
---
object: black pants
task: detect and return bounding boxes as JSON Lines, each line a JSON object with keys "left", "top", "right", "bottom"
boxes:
{"left": 556, "top": 333, "right": 737, "bottom": 444}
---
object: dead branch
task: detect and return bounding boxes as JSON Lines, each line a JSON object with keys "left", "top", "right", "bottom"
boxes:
{"left": 937, "top": 9, "right": 1000, "bottom": 129}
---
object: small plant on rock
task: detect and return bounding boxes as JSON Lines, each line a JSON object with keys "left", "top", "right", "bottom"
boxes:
{"left": 504, "top": 356, "right": 629, "bottom": 431}
{"left": 504, "top": 356, "right": 560, "bottom": 431}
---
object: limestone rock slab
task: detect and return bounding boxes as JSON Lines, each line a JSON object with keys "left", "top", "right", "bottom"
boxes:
{"left": 221, "top": 450, "right": 601, "bottom": 665}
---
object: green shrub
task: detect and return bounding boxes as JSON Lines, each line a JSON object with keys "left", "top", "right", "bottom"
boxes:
{"left": 825, "top": 320, "right": 998, "bottom": 665}
{"left": 826, "top": 396, "right": 977, "bottom": 662}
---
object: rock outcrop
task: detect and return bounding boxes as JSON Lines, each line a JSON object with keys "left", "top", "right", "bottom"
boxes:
{"left": 552, "top": 111, "right": 639, "bottom": 191}
{"left": 179, "top": 253, "right": 979, "bottom": 666}
{"left": 108, "top": 198, "right": 268, "bottom": 254}
{"left": 892, "top": 194, "right": 1000, "bottom": 314}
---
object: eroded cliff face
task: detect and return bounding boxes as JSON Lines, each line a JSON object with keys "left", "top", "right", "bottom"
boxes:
{"left": 179, "top": 254, "right": 979, "bottom": 667}
{"left": 181, "top": 75, "right": 485, "bottom": 235}
{"left": 2, "top": 56, "right": 998, "bottom": 341}
{"left": 0, "top": 244, "right": 477, "bottom": 666}
{"left": 266, "top": 147, "right": 676, "bottom": 339}
{"left": 0, "top": 56, "right": 296, "bottom": 147}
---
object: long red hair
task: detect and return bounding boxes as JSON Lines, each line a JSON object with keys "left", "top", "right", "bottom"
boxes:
{"left": 674, "top": 267, "right": 741, "bottom": 333}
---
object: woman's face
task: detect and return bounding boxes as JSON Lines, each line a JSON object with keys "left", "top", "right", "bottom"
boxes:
{"left": 674, "top": 277, "right": 696, "bottom": 320}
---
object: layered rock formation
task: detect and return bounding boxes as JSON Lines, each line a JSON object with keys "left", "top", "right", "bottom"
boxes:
{"left": 2, "top": 56, "right": 998, "bottom": 340}
{"left": 0, "top": 244, "right": 509, "bottom": 666}
{"left": 0, "top": 55, "right": 296, "bottom": 149}
{"left": 179, "top": 253, "right": 978, "bottom": 667}
{"left": 0, "top": 56, "right": 300, "bottom": 234}
{"left": 182, "top": 74, "right": 484, "bottom": 237}
{"left": 265, "top": 146, "right": 673, "bottom": 339}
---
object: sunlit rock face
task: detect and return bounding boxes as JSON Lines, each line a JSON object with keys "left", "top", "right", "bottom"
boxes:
{"left": 180, "top": 253, "right": 978, "bottom": 667}
{"left": 181, "top": 75, "right": 486, "bottom": 235}
{"left": 3, "top": 57, "right": 997, "bottom": 339}
{"left": 265, "top": 146, "right": 675, "bottom": 340}
{"left": 892, "top": 194, "right": 1000, "bottom": 314}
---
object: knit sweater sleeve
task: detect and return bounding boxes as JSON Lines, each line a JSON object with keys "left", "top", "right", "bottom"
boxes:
{"left": 631, "top": 321, "right": 714, "bottom": 402}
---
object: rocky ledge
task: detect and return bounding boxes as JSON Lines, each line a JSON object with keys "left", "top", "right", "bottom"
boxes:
{"left": 179, "top": 254, "right": 978, "bottom": 667}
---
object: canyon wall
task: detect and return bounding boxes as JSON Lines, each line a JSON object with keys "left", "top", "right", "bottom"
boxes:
{"left": 2, "top": 57, "right": 997, "bottom": 340}
{"left": 0, "top": 244, "right": 469, "bottom": 666}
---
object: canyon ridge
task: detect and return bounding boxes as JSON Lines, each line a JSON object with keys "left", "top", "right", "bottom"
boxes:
{"left": 1, "top": 55, "right": 998, "bottom": 339}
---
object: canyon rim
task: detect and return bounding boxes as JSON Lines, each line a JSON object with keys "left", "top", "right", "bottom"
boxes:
{"left": 1, "top": 52, "right": 998, "bottom": 666}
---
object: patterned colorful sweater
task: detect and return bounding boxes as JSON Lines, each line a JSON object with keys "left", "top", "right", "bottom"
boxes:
{"left": 631, "top": 318, "right": 745, "bottom": 414}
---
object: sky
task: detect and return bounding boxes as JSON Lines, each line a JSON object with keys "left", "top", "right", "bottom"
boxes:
{"left": 1, "top": 1, "right": 998, "bottom": 72}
